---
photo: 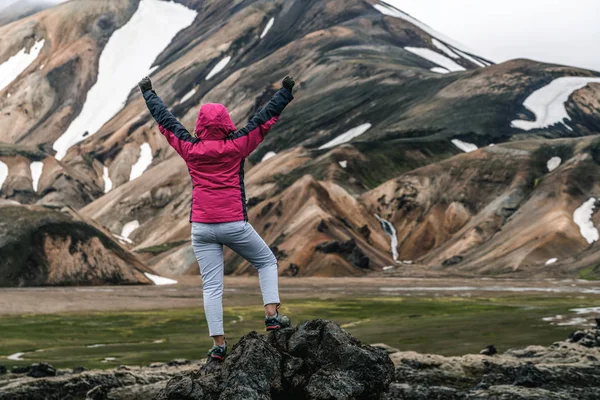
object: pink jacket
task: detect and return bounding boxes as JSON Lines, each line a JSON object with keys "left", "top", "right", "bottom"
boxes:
{"left": 143, "top": 87, "right": 293, "bottom": 223}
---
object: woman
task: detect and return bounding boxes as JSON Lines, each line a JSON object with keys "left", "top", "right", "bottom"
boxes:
{"left": 138, "top": 75, "right": 295, "bottom": 360}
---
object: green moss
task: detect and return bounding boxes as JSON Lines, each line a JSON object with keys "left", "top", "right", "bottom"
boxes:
{"left": 579, "top": 265, "right": 600, "bottom": 281}
{"left": 135, "top": 241, "right": 189, "bottom": 255}
{"left": 0, "top": 295, "right": 593, "bottom": 370}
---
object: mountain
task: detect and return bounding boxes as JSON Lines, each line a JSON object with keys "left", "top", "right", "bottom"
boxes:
{"left": 0, "top": 0, "right": 599, "bottom": 284}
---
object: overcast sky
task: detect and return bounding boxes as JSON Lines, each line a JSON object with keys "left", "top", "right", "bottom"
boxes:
{"left": 386, "top": 0, "right": 600, "bottom": 72}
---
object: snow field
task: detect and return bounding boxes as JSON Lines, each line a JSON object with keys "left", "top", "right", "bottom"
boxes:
{"left": 0, "top": 39, "right": 45, "bottom": 92}
{"left": 129, "top": 143, "right": 153, "bottom": 181}
{"left": 206, "top": 56, "right": 231, "bottom": 80}
{"left": 451, "top": 139, "right": 478, "bottom": 153}
{"left": 30, "top": 161, "right": 43, "bottom": 192}
{"left": 319, "top": 123, "right": 372, "bottom": 150}
{"left": 53, "top": 0, "right": 197, "bottom": 159}
{"left": 573, "top": 198, "right": 599, "bottom": 244}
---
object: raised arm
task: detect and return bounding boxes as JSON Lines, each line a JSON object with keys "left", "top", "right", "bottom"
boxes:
{"left": 138, "top": 77, "right": 198, "bottom": 159}
{"left": 231, "top": 76, "right": 295, "bottom": 158}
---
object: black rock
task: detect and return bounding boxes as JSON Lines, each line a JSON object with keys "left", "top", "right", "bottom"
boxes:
{"left": 351, "top": 246, "right": 370, "bottom": 269}
{"left": 480, "top": 345, "right": 498, "bottom": 356}
{"left": 359, "top": 224, "right": 371, "bottom": 241}
{"left": 27, "top": 362, "right": 56, "bottom": 378}
{"left": 580, "top": 338, "right": 596, "bottom": 348}
{"left": 595, "top": 317, "right": 600, "bottom": 329}
{"left": 442, "top": 256, "right": 464, "bottom": 266}
{"left": 316, "top": 241, "right": 341, "bottom": 254}
{"left": 569, "top": 330, "right": 586, "bottom": 342}
{"left": 270, "top": 245, "right": 288, "bottom": 260}
{"left": 513, "top": 363, "right": 547, "bottom": 388}
{"left": 11, "top": 366, "right": 31, "bottom": 374}
{"left": 154, "top": 320, "right": 394, "bottom": 400}
{"left": 0, "top": 365, "right": 6, "bottom": 375}
{"left": 86, "top": 385, "right": 107, "bottom": 400}
{"left": 317, "top": 219, "right": 328, "bottom": 232}
{"left": 72, "top": 366, "right": 87, "bottom": 374}
{"left": 288, "top": 263, "right": 299, "bottom": 277}
{"left": 246, "top": 196, "right": 265, "bottom": 209}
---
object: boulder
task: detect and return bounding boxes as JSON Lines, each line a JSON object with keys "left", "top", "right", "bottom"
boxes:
{"left": 27, "top": 362, "right": 56, "bottom": 378}
{"left": 480, "top": 344, "right": 498, "bottom": 356}
{"left": 155, "top": 319, "right": 394, "bottom": 400}
{"left": 11, "top": 366, "right": 31, "bottom": 374}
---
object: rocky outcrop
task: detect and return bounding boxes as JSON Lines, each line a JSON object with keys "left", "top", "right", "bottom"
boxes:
{"left": 386, "top": 326, "right": 600, "bottom": 399}
{"left": 0, "top": 361, "right": 201, "bottom": 400}
{"left": 155, "top": 319, "right": 394, "bottom": 400}
{"left": 0, "top": 203, "right": 154, "bottom": 286}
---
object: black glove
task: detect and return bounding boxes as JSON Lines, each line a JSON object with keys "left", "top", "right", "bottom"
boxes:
{"left": 138, "top": 76, "right": 152, "bottom": 93}
{"left": 282, "top": 76, "right": 295, "bottom": 92}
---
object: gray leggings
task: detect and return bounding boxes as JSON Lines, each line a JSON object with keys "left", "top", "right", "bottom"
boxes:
{"left": 191, "top": 221, "right": 280, "bottom": 336}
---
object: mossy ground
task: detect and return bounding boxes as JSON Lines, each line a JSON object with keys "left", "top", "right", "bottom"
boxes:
{"left": 0, "top": 295, "right": 595, "bottom": 370}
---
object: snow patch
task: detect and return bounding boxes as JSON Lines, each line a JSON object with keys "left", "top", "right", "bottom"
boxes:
{"left": 571, "top": 307, "right": 600, "bottom": 314}
{"left": 87, "top": 344, "right": 106, "bottom": 348}
{"left": 547, "top": 157, "right": 561, "bottom": 172}
{"left": 7, "top": 352, "right": 24, "bottom": 361}
{"left": 205, "top": 56, "right": 231, "bottom": 80}
{"left": 319, "top": 123, "right": 372, "bottom": 150}
{"left": 452, "top": 139, "right": 478, "bottom": 153}
{"left": 101, "top": 357, "right": 117, "bottom": 363}
{"left": 383, "top": 266, "right": 395, "bottom": 271}
{"left": 121, "top": 220, "right": 140, "bottom": 240}
{"left": 113, "top": 234, "right": 133, "bottom": 245}
{"left": 52, "top": 0, "right": 197, "bottom": 159}
{"left": 261, "top": 151, "right": 277, "bottom": 162}
{"left": 129, "top": 143, "right": 153, "bottom": 181}
{"left": 103, "top": 166, "right": 112, "bottom": 193}
{"left": 430, "top": 67, "right": 449, "bottom": 74}
{"left": 573, "top": 198, "right": 599, "bottom": 244}
{"left": 511, "top": 77, "right": 600, "bottom": 131}
{"left": 557, "top": 317, "right": 590, "bottom": 326}
{"left": 260, "top": 17, "right": 275, "bottom": 39}
{"left": 144, "top": 272, "right": 177, "bottom": 286}
{"left": 375, "top": 214, "right": 399, "bottom": 262}
{"left": 0, "top": 161, "right": 8, "bottom": 190}
{"left": 30, "top": 161, "right": 43, "bottom": 192}
{"left": 545, "top": 258, "right": 558, "bottom": 265}
{"left": 339, "top": 160, "right": 347, "bottom": 168}
{"left": 405, "top": 47, "right": 466, "bottom": 72}
{"left": 0, "top": 39, "right": 45, "bottom": 92}
{"left": 179, "top": 88, "right": 196, "bottom": 104}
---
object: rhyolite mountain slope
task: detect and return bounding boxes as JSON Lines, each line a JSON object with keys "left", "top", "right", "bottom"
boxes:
{"left": 0, "top": 0, "right": 599, "bottom": 282}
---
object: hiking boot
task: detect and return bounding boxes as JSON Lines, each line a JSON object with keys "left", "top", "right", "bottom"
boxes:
{"left": 207, "top": 343, "right": 227, "bottom": 361}
{"left": 265, "top": 311, "right": 290, "bottom": 331}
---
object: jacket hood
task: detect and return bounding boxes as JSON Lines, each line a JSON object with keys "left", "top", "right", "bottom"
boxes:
{"left": 195, "top": 103, "right": 237, "bottom": 140}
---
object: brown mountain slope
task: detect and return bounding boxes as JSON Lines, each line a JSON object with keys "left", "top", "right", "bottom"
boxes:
{"left": 363, "top": 138, "right": 600, "bottom": 278}
{"left": 0, "top": 202, "right": 154, "bottom": 287}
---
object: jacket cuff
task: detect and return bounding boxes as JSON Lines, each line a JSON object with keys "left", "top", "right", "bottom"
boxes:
{"left": 142, "top": 89, "right": 156, "bottom": 100}
{"left": 280, "top": 87, "right": 294, "bottom": 102}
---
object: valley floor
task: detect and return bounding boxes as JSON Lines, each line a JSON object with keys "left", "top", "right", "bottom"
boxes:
{"left": 0, "top": 277, "right": 599, "bottom": 370}
{"left": 1, "top": 276, "right": 599, "bottom": 315}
